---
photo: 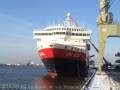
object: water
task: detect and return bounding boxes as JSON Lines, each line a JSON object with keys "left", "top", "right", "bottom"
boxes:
{"left": 0, "top": 65, "right": 95, "bottom": 90}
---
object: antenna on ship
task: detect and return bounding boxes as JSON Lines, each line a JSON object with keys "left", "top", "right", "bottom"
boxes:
{"left": 66, "top": 13, "right": 73, "bottom": 26}
{"left": 66, "top": 13, "right": 78, "bottom": 26}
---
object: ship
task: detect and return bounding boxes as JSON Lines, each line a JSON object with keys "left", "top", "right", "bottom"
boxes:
{"left": 33, "top": 13, "right": 92, "bottom": 77}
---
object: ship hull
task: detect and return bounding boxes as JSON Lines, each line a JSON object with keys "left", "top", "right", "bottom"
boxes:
{"left": 55, "top": 58, "right": 88, "bottom": 77}
{"left": 38, "top": 48, "right": 89, "bottom": 77}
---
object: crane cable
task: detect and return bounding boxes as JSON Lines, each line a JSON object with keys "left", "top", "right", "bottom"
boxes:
{"left": 88, "top": 40, "right": 112, "bottom": 66}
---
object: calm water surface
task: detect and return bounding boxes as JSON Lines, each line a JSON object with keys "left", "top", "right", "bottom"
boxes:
{"left": 0, "top": 65, "right": 94, "bottom": 90}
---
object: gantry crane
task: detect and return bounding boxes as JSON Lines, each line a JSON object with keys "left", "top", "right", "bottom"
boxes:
{"left": 97, "top": 0, "right": 120, "bottom": 73}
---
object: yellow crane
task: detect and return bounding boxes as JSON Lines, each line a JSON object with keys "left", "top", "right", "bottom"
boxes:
{"left": 97, "top": 0, "right": 120, "bottom": 73}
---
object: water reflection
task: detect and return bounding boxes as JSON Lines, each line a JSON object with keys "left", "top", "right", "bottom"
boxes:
{"left": 0, "top": 66, "right": 95, "bottom": 90}
{"left": 36, "top": 75, "right": 86, "bottom": 90}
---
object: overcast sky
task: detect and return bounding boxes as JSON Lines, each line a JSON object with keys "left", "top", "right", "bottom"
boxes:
{"left": 0, "top": 0, "right": 120, "bottom": 64}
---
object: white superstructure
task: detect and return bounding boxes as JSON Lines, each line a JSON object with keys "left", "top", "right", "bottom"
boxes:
{"left": 33, "top": 13, "right": 92, "bottom": 52}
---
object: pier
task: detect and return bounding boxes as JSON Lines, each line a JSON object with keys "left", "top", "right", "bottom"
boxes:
{"left": 82, "top": 70, "right": 120, "bottom": 90}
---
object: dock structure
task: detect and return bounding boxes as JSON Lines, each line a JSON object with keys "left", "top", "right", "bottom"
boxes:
{"left": 87, "top": 70, "right": 120, "bottom": 90}
{"left": 85, "top": 0, "right": 120, "bottom": 89}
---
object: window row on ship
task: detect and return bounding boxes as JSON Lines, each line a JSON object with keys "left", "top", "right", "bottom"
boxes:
{"left": 46, "top": 27, "right": 86, "bottom": 31}
{"left": 35, "top": 32, "right": 90, "bottom": 36}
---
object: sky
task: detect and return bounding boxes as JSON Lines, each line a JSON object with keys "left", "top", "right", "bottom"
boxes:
{"left": 0, "top": 0, "right": 120, "bottom": 64}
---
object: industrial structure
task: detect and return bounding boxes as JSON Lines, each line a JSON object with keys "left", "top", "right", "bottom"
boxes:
{"left": 97, "top": 0, "right": 120, "bottom": 73}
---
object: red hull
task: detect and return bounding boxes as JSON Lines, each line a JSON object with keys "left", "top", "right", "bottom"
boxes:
{"left": 38, "top": 48, "right": 87, "bottom": 61}
{"left": 38, "top": 48, "right": 89, "bottom": 77}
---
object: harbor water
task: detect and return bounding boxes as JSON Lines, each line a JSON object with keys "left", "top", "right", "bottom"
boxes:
{"left": 0, "top": 65, "right": 95, "bottom": 90}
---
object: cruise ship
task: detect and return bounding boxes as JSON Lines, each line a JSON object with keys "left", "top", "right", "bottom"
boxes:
{"left": 33, "top": 13, "right": 92, "bottom": 77}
